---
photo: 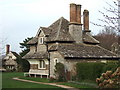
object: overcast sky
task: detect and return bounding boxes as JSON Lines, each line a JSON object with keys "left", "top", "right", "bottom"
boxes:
{"left": 0, "top": 0, "right": 115, "bottom": 54}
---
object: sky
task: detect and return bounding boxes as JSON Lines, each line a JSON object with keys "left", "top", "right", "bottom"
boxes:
{"left": 0, "top": 0, "right": 116, "bottom": 54}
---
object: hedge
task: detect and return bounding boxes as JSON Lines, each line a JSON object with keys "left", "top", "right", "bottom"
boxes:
{"left": 76, "top": 62, "right": 118, "bottom": 81}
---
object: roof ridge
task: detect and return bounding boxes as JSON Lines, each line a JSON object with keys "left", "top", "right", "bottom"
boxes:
{"left": 97, "top": 45, "right": 117, "bottom": 56}
{"left": 54, "top": 17, "right": 63, "bottom": 40}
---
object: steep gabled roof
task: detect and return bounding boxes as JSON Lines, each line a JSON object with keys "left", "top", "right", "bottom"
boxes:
{"left": 27, "top": 37, "right": 38, "bottom": 45}
{"left": 45, "top": 17, "right": 74, "bottom": 42}
{"left": 3, "top": 51, "right": 20, "bottom": 61}
{"left": 49, "top": 43, "right": 119, "bottom": 59}
{"left": 11, "top": 51, "right": 20, "bottom": 58}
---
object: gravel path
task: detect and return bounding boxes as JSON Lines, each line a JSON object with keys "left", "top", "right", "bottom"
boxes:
{"left": 13, "top": 77, "right": 80, "bottom": 90}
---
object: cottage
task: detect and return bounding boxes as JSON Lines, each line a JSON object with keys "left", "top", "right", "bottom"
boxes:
{"left": 3, "top": 45, "right": 20, "bottom": 71}
{"left": 23, "top": 3, "right": 120, "bottom": 79}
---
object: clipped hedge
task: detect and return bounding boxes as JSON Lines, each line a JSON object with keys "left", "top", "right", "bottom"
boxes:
{"left": 76, "top": 62, "right": 118, "bottom": 81}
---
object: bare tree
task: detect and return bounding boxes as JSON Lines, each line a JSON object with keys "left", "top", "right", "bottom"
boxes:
{"left": 91, "top": 0, "right": 120, "bottom": 44}
{"left": 0, "top": 37, "right": 7, "bottom": 56}
{"left": 94, "top": 27, "right": 118, "bottom": 51}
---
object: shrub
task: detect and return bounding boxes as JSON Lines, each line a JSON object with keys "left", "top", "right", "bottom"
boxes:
{"left": 76, "top": 62, "right": 105, "bottom": 81}
{"left": 96, "top": 67, "right": 120, "bottom": 88}
{"left": 55, "top": 62, "right": 66, "bottom": 82}
{"left": 49, "top": 77, "right": 56, "bottom": 82}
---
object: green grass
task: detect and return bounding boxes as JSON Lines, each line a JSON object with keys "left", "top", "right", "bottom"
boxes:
{"left": 0, "top": 72, "right": 2, "bottom": 89}
{"left": 20, "top": 75, "right": 98, "bottom": 89}
{"left": 2, "top": 72, "right": 64, "bottom": 89}
{"left": 60, "top": 82, "right": 91, "bottom": 88}
{"left": 2, "top": 72, "right": 98, "bottom": 89}
{"left": 20, "top": 77, "right": 50, "bottom": 83}
{"left": 58, "top": 79, "right": 98, "bottom": 89}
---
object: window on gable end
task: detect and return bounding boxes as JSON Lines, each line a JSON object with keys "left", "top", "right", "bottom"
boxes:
{"left": 39, "top": 37, "right": 44, "bottom": 44}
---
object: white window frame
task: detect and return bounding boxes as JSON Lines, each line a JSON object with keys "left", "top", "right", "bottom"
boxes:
{"left": 39, "top": 60, "right": 46, "bottom": 69}
{"left": 39, "top": 37, "right": 44, "bottom": 44}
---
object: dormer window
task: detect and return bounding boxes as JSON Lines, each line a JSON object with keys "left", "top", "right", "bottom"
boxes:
{"left": 39, "top": 37, "right": 44, "bottom": 44}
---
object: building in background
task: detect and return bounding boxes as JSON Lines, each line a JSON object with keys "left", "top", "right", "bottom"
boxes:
{"left": 3, "top": 45, "right": 20, "bottom": 71}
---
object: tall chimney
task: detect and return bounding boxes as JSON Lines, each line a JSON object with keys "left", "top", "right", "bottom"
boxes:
{"left": 6, "top": 44, "right": 10, "bottom": 55}
{"left": 70, "top": 3, "right": 77, "bottom": 23}
{"left": 76, "top": 5, "right": 81, "bottom": 24}
{"left": 83, "top": 9, "right": 89, "bottom": 30}
{"left": 69, "top": 3, "right": 83, "bottom": 43}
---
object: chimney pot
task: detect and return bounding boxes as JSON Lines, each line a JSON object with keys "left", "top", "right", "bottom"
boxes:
{"left": 83, "top": 9, "right": 89, "bottom": 30}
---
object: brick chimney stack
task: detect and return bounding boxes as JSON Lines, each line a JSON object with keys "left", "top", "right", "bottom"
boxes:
{"left": 6, "top": 44, "right": 10, "bottom": 55}
{"left": 83, "top": 9, "right": 89, "bottom": 30}
{"left": 70, "top": 3, "right": 77, "bottom": 23}
{"left": 76, "top": 5, "right": 81, "bottom": 24}
{"left": 69, "top": 3, "right": 82, "bottom": 43}
{"left": 70, "top": 3, "right": 81, "bottom": 24}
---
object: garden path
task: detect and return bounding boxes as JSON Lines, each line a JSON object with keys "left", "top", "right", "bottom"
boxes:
{"left": 13, "top": 77, "right": 80, "bottom": 90}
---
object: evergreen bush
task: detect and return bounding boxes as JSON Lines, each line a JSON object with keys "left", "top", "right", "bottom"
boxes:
{"left": 55, "top": 62, "right": 66, "bottom": 82}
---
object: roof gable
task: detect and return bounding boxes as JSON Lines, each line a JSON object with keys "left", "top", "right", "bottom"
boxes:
{"left": 47, "top": 17, "right": 74, "bottom": 42}
{"left": 4, "top": 51, "right": 20, "bottom": 60}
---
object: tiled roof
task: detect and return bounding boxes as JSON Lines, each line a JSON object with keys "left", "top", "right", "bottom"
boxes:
{"left": 49, "top": 43, "right": 119, "bottom": 59}
{"left": 11, "top": 51, "right": 20, "bottom": 58}
{"left": 27, "top": 37, "right": 38, "bottom": 45}
{"left": 83, "top": 31, "right": 100, "bottom": 44}
{"left": 23, "top": 52, "right": 49, "bottom": 59}
{"left": 46, "top": 17, "right": 74, "bottom": 42}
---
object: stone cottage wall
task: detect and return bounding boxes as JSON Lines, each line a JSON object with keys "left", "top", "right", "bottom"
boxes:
{"left": 65, "top": 59, "right": 118, "bottom": 80}
{"left": 49, "top": 51, "right": 65, "bottom": 78}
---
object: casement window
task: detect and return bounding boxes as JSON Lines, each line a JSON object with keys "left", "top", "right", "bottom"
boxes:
{"left": 39, "top": 60, "right": 46, "bottom": 69}
{"left": 39, "top": 37, "right": 44, "bottom": 44}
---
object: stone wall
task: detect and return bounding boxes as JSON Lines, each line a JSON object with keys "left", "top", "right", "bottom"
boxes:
{"left": 69, "top": 24, "right": 82, "bottom": 43}
{"left": 49, "top": 51, "right": 65, "bottom": 78}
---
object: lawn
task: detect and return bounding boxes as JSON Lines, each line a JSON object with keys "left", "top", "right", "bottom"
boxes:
{"left": 59, "top": 81, "right": 98, "bottom": 90}
{"left": 2, "top": 72, "right": 98, "bottom": 90}
{"left": 2, "top": 72, "right": 64, "bottom": 89}
{"left": 20, "top": 76, "right": 50, "bottom": 83}
{"left": 0, "top": 72, "right": 2, "bottom": 89}
{"left": 20, "top": 74, "right": 98, "bottom": 89}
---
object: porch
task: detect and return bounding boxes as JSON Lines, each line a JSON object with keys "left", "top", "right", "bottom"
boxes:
{"left": 24, "top": 69, "right": 49, "bottom": 78}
